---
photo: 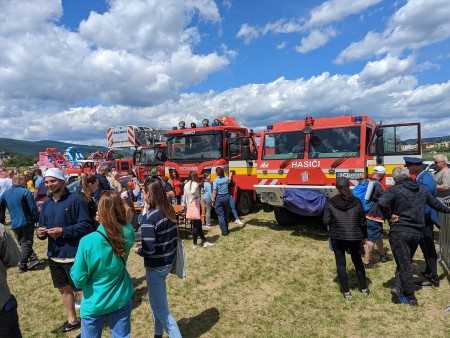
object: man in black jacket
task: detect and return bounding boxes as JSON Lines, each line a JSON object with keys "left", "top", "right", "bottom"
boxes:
{"left": 378, "top": 166, "right": 450, "bottom": 306}
{"left": 93, "top": 166, "right": 111, "bottom": 204}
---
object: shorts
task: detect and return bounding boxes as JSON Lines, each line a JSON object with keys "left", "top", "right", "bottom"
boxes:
{"left": 48, "top": 259, "right": 80, "bottom": 291}
{"left": 367, "top": 219, "right": 383, "bottom": 243}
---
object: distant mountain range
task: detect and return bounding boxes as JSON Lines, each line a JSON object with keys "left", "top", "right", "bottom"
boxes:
{"left": 422, "top": 136, "right": 450, "bottom": 142}
{"left": 0, "top": 138, "right": 108, "bottom": 157}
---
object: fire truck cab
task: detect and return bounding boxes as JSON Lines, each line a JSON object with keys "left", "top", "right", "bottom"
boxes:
{"left": 166, "top": 116, "right": 258, "bottom": 215}
{"left": 250, "top": 115, "right": 421, "bottom": 226}
{"left": 106, "top": 125, "right": 167, "bottom": 182}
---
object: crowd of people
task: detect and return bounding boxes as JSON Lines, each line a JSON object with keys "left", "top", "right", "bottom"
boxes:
{"left": 1, "top": 153, "right": 450, "bottom": 336}
{"left": 0, "top": 163, "right": 246, "bottom": 337}
{"left": 324, "top": 155, "right": 450, "bottom": 304}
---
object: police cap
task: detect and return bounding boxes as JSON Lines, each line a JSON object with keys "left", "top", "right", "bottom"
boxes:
{"left": 403, "top": 157, "right": 424, "bottom": 167}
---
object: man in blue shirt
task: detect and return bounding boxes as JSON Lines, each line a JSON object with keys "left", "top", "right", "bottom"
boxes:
{"left": 0, "top": 175, "right": 40, "bottom": 273}
{"left": 33, "top": 169, "right": 47, "bottom": 201}
{"left": 404, "top": 157, "right": 440, "bottom": 287}
{"left": 37, "top": 168, "right": 92, "bottom": 334}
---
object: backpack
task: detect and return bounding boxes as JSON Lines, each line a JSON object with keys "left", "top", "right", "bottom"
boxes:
{"left": 352, "top": 180, "right": 375, "bottom": 212}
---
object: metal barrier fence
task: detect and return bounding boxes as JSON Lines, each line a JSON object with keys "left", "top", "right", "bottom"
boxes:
{"left": 438, "top": 197, "right": 450, "bottom": 270}
{"left": 438, "top": 197, "right": 450, "bottom": 313}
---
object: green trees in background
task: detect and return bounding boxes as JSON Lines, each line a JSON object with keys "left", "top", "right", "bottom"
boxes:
{"left": 3, "top": 154, "right": 37, "bottom": 167}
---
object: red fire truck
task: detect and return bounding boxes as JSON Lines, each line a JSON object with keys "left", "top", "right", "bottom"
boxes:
{"left": 106, "top": 125, "right": 167, "bottom": 182}
{"left": 245, "top": 115, "right": 421, "bottom": 225}
{"left": 165, "top": 116, "right": 259, "bottom": 215}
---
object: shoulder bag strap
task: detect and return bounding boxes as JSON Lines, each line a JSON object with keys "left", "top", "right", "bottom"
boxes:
{"left": 95, "top": 230, "right": 125, "bottom": 265}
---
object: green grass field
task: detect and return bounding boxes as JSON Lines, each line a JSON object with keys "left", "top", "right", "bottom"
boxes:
{"left": 6, "top": 210, "right": 450, "bottom": 337}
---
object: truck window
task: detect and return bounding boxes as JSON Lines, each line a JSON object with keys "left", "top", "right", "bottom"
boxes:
{"left": 368, "top": 123, "right": 420, "bottom": 156}
{"left": 121, "top": 161, "right": 130, "bottom": 171}
{"left": 262, "top": 131, "right": 306, "bottom": 160}
{"left": 167, "top": 133, "right": 222, "bottom": 161}
{"left": 308, "top": 126, "right": 360, "bottom": 159}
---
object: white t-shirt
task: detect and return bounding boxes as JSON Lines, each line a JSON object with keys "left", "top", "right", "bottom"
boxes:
{"left": 182, "top": 180, "right": 200, "bottom": 205}
{"left": 0, "top": 178, "right": 12, "bottom": 198}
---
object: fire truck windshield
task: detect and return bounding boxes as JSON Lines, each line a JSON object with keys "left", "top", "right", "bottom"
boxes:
{"left": 263, "top": 131, "right": 306, "bottom": 160}
{"left": 167, "top": 132, "right": 222, "bottom": 161}
{"left": 308, "top": 126, "right": 360, "bottom": 158}
{"left": 138, "top": 148, "right": 166, "bottom": 165}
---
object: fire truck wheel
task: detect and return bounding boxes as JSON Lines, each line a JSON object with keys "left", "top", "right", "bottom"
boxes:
{"left": 237, "top": 190, "right": 253, "bottom": 216}
{"left": 274, "top": 207, "right": 298, "bottom": 226}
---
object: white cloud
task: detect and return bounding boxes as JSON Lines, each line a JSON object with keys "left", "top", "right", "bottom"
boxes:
{"left": 236, "top": 23, "right": 260, "bottom": 45}
{"left": 336, "top": 0, "right": 450, "bottom": 63}
{"left": 0, "top": 0, "right": 230, "bottom": 109}
{"left": 306, "top": 0, "right": 382, "bottom": 28}
{"left": 295, "top": 28, "right": 337, "bottom": 54}
{"left": 236, "top": 0, "right": 381, "bottom": 53}
{"left": 276, "top": 41, "right": 288, "bottom": 50}
{"left": 359, "top": 55, "right": 416, "bottom": 86}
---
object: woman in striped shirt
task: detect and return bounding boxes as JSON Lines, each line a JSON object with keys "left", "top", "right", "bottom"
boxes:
{"left": 134, "top": 178, "right": 182, "bottom": 338}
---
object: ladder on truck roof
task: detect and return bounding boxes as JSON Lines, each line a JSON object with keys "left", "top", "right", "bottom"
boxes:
{"left": 107, "top": 125, "right": 167, "bottom": 148}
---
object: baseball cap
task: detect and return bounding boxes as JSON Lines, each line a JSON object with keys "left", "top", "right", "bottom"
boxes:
{"left": 44, "top": 168, "right": 65, "bottom": 181}
{"left": 372, "top": 166, "right": 386, "bottom": 174}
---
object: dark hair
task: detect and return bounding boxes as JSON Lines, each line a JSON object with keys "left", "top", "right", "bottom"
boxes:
{"left": 188, "top": 171, "right": 199, "bottom": 183}
{"left": 215, "top": 167, "right": 225, "bottom": 178}
{"left": 81, "top": 174, "right": 98, "bottom": 200}
{"left": 127, "top": 170, "right": 136, "bottom": 177}
{"left": 97, "top": 191, "right": 127, "bottom": 257}
{"left": 36, "top": 169, "right": 42, "bottom": 175}
{"left": 143, "top": 178, "right": 176, "bottom": 222}
{"left": 170, "top": 169, "right": 180, "bottom": 180}
{"left": 200, "top": 172, "right": 211, "bottom": 187}
{"left": 336, "top": 177, "right": 353, "bottom": 200}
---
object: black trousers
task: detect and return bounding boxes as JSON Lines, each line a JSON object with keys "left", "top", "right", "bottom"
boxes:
{"left": 192, "top": 219, "right": 206, "bottom": 245}
{"left": 330, "top": 239, "right": 367, "bottom": 293}
{"left": 389, "top": 231, "right": 422, "bottom": 297}
{"left": 13, "top": 223, "right": 38, "bottom": 269}
{"left": 412, "top": 219, "right": 438, "bottom": 281}
{"left": 0, "top": 296, "right": 22, "bottom": 338}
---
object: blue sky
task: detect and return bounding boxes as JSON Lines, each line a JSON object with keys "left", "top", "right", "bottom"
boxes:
{"left": 0, "top": 0, "right": 449, "bottom": 145}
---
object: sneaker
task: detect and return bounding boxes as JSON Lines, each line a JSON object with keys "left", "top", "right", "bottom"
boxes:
{"left": 390, "top": 286, "right": 401, "bottom": 304}
{"left": 28, "top": 259, "right": 40, "bottom": 270}
{"left": 399, "top": 294, "right": 419, "bottom": 307}
{"left": 363, "top": 262, "right": 379, "bottom": 269}
{"left": 203, "top": 241, "right": 214, "bottom": 248}
{"left": 360, "top": 288, "right": 370, "bottom": 297}
{"left": 343, "top": 292, "right": 352, "bottom": 300}
{"left": 234, "top": 219, "right": 244, "bottom": 225}
{"left": 193, "top": 244, "right": 200, "bottom": 249}
{"left": 203, "top": 225, "right": 213, "bottom": 230}
{"left": 50, "top": 321, "right": 80, "bottom": 334}
{"left": 380, "top": 253, "right": 393, "bottom": 263}
{"left": 74, "top": 300, "right": 81, "bottom": 310}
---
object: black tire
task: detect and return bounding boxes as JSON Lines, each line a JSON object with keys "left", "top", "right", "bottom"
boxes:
{"left": 237, "top": 190, "right": 253, "bottom": 215}
{"left": 262, "top": 203, "right": 273, "bottom": 212}
{"left": 274, "top": 207, "right": 298, "bottom": 226}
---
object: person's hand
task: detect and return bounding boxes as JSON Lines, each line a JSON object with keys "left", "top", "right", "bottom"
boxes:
{"left": 36, "top": 227, "right": 47, "bottom": 237}
{"left": 134, "top": 243, "right": 141, "bottom": 253}
{"left": 389, "top": 214, "right": 399, "bottom": 223}
{"left": 47, "top": 227, "right": 63, "bottom": 239}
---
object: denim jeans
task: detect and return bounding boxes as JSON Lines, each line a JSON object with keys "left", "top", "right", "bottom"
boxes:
{"left": 81, "top": 300, "right": 132, "bottom": 338}
{"left": 215, "top": 194, "right": 230, "bottom": 235}
{"left": 13, "top": 223, "right": 38, "bottom": 269}
{"left": 229, "top": 195, "right": 239, "bottom": 221}
{"left": 146, "top": 265, "right": 182, "bottom": 338}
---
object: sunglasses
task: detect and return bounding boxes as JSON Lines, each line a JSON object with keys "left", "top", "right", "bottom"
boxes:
{"left": 434, "top": 161, "right": 443, "bottom": 164}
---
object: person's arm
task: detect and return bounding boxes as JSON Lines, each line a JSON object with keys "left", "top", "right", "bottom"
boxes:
{"left": 26, "top": 191, "right": 39, "bottom": 223}
{"left": 0, "top": 197, "right": 6, "bottom": 225}
{"left": 212, "top": 179, "right": 218, "bottom": 206}
{"left": 426, "top": 192, "right": 450, "bottom": 214}
{"left": 322, "top": 202, "right": 331, "bottom": 227}
{"left": 377, "top": 189, "right": 395, "bottom": 220}
{"left": 359, "top": 203, "right": 368, "bottom": 239}
{"left": 0, "top": 225, "right": 20, "bottom": 268}
{"left": 69, "top": 240, "right": 89, "bottom": 289}
{"left": 136, "top": 215, "right": 157, "bottom": 256}
{"left": 57, "top": 199, "right": 93, "bottom": 239}
{"left": 37, "top": 204, "right": 48, "bottom": 240}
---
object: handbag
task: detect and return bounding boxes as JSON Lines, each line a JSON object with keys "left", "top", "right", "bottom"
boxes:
{"left": 170, "top": 235, "right": 186, "bottom": 280}
{"left": 186, "top": 199, "right": 201, "bottom": 220}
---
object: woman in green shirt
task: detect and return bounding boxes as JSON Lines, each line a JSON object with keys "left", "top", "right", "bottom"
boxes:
{"left": 70, "top": 191, "right": 135, "bottom": 338}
